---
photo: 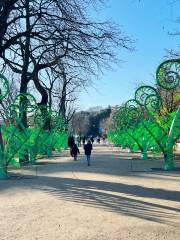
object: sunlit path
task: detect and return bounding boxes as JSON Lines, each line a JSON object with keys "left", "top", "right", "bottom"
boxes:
{"left": 0, "top": 1, "right": 179, "bottom": 239}
{"left": 0, "top": 145, "right": 180, "bottom": 240}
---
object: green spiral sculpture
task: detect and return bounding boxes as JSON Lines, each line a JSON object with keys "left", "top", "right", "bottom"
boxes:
{"left": 124, "top": 99, "right": 151, "bottom": 159}
{"left": 0, "top": 74, "right": 10, "bottom": 177}
{"left": 135, "top": 86, "right": 162, "bottom": 113}
{"left": 0, "top": 73, "right": 68, "bottom": 178}
{"left": 14, "top": 93, "right": 37, "bottom": 113}
{"left": 6, "top": 94, "right": 37, "bottom": 126}
{"left": 34, "top": 105, "right": 52, "bottom": 127}
{"left": 156, "top": 59, "right": 180, "bottom": 170}
{"left": 109, "top": 59, "right": 179, "bottom": 168}
{"left": 0, "top": 73, "right": 9, "bottom": 101}
{"left": 144, "top": 94, "right": 162, "bottom": 113}
{"left": 125, "top": 99, "right": 142, "bottom": 125}
{"left": 6, "top": 104, "right": 19, "bottom": 120}
{"left": 156, "top": 59, "right": 180, "bottom": 90}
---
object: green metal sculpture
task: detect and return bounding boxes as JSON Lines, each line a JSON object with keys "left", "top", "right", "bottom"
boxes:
{"left": 156, "top": 59, "right": 180, "bottom": 169}
{"left": 109, "top": 59, "right": 180, "bottom": 170}
{"left": 0, "top": 74, "right": 10, "bottom": 178}
{"left": 0, "top": 73, "right": 9, "bottom": 101}
{"left": 156, "top": 59, "right": 180, "bottom": 89}
{"left": 0, "top": 74, "right": 68, "bottom": 178}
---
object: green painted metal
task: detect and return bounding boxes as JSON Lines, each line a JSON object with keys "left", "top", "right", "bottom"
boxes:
{"left": 109, "top": 59, "right": 180, "bottom": 170}
{"left": 156, "top": 59, "right": 180, "bottom": 90}
{"left": 0, "top": 73, "right": 9, "bottom": 101}
{"left": 0, "top": 75, "right": 68, "bottom": 178}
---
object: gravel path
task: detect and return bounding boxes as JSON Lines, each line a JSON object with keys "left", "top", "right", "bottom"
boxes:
{"left": 0, "top": 144, "right": 180, "bottom": 240}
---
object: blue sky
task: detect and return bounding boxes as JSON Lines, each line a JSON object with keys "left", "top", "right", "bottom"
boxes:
{"left": 77, "top": 0, "right": 180, "bottom": 110}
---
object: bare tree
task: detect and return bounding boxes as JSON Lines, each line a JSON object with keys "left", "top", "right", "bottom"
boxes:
{"left": 71, "top": 111, "right": 90, "bottom": 136}
{"left": 0, "top": 76, "right": 19, "bottom": 122}
{"left": 166, "top": 15, "right": 180, "bottom": 58}
{"left": 40, "top": 64, "right": 80, "bottom": 123}
{"left": 0, "top": 0, "right": 133, "bottom": 128}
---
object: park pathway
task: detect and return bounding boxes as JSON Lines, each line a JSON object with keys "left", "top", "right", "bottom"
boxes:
{"left": 0, "top": 144, "right": 180, "bottom": 240}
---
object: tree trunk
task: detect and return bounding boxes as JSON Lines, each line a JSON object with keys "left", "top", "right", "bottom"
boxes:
{"left": 0, "top": 0, "right": 18, "bottom": 56}
{"left": 33, "top": 73, "right": 50, "bottom": 130}
{"left": 19, "top": 0, "right": 31, "bottom": 164}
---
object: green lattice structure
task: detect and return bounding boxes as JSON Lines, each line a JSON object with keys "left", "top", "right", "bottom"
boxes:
{"left": 0, "top": 77, "right": 68, "bottom": 178}
{"left": 109, "top": 59, "right": 180, "bottom": 170}
{"left": 156, "top": 59, "right": 180, "bottom": 169}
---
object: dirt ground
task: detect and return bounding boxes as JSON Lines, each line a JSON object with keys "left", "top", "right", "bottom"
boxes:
{"left": 0, "top": 144, "right": 180, "bottom": 240}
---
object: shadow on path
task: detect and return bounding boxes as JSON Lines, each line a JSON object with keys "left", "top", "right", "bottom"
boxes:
{"left": 33, "top": 176, "right": 180, "bottom": 226}
{"left": 1, "top": 174, "right": 180, "bottom": 226}
{"left": 1, "top": 145, "right": 180, "bottom": 226}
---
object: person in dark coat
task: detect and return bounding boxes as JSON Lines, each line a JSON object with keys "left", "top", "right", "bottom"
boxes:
{"left": 79, "top": 136, "right": 82, "bottom": 146}
{"left": 71, "top": 143, "right": 80, "bottom": 161}
{"left": 68, "top": 135, "right": 75, "bottom": 156}
{"left": 82, "top": 136, "right": 86, "bottom": 146}
{"left": 77, "top": 136, "right": 81, "bottom": 147}
{"left": 84, "top": 140, "right": 93, "bottom": 166}
{"left": 90, "top": 136, "right": 94, "bottom": 144}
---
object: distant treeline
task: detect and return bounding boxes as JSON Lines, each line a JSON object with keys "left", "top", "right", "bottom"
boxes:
{"left": 71, "top": 106, "right": 112, "bottom": 136}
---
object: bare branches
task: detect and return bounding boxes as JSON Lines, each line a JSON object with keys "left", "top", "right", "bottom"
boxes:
{"left": 0, "top": 0, "right": 133, "bottom": 124}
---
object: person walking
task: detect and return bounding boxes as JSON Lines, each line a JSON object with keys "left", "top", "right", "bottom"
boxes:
{"left": 71, "top": 143, "right": 80, "bottom": 161}
{"left": 82, "top": 136, "right": 86, "bottom": 146}
{"left": 84, "top": 140, "right": 93, "bottom": 166}
{"left": 79, "top": 136, "right": 82, "bottom": 146}
{"left": 68, "top": 135, "right": 75, "bottom": 156}
{"left": 90, "top": 136, "right": 94, "bottom": 144}
{"left": 77, "top": 136, "right": 81, "bottom": 147}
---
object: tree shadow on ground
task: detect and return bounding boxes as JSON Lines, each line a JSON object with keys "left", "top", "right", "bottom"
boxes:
{"left": 1, "top": 146, "right": 180, "bottom": 226}
{"left": 1, "top": 174, "right": 180, "bottom": 226}
{"left": 38, "top": 176, "right": 180, "bottom": 225}
{"left": 32, "top": 176, "right": 180, "bottom": 226}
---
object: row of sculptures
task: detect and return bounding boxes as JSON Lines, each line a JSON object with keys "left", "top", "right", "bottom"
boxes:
{"left": 109, "top": 59, "right": 180, "bottom": 170}
{"left": 0, "top": 77, "right": 67, "bottom": 178}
